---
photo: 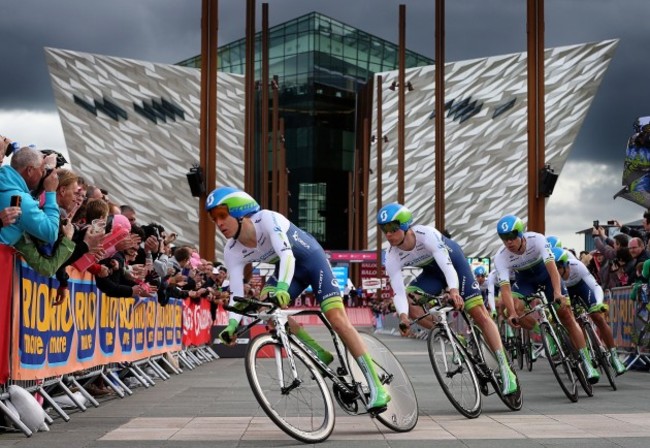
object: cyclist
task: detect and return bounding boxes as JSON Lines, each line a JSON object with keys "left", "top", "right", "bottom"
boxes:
{"left": 552, "top": 247, "right": 627, "bottom": 375}
{"left": 474, "top": 265, "right": 497, "bottom": 318}
{"left": 206, "top": 186, "right": 390, "bottom": 412}
{"left": 493, "top": 214, "right": 601, "bottom": 383}
{"left": 378, "top": 203, "right": 518, "bottom": 396}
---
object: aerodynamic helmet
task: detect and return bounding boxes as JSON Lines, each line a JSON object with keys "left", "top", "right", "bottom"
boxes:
{"left": 546, "top": 235, "right": 562, "bottom": 248}
{"left": 377, "top": 203, "right": 413, "bottom": 232}
{"left": 473, "top": 265, "right": 487, "bottom": 277}
{"left": 205, "top": 186, "right": 260, "bottom": 219}
{"left": 496, "top": 214, "right": 525, "bottom": 240}
{"left": 551, "top": 246, "right": 570, "bottom": 267}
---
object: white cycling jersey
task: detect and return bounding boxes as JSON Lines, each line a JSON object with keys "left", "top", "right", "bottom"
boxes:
{"left": 493, "top": 231, "right": 554, "bottom": 286}
{"left": 564, "top": 258, "right": 604, "bottom": 303}
{"left": 385, "top": 225, "right": 459, "bottom": 316}
{"left": 223, "top": 210, "right": 296, "bottom": 318}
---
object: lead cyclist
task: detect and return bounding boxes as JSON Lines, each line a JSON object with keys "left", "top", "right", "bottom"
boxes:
{"left": 206, "top": 186, "right": 390, "bottom": 412}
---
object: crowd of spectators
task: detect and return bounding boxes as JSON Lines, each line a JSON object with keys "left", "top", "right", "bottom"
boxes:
{"left": 0, "top": 136, "right": 243, "bottom": 312}
{"left": 583, "top": 212, "right": 650, "bottom": 294}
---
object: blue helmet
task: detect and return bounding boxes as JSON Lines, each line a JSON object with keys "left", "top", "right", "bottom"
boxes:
{"left": 496, "top": 214, "right": 525, "bottom": 239}
{"left": 551, "top": 247, "right": 569, "bottom": 267}
{"left": 546, "top": 235, "right": 562, "bottom": 248}
{"left": 474, "top": 265, "right": 487, "bottom": 277}
{"left": 377, "top": 203, "right": 413, "bottom": 231}
{"left": 205, "top": 186, "right": 260, "bottom": 218}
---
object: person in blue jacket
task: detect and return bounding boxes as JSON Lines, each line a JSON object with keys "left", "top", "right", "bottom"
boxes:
{"left": 0, "top": 146, "right": 60, "bottom": 246}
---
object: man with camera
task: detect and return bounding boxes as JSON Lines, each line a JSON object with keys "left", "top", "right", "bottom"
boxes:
{"left": 0, "top": 145, "right": 60, "bottom": 247}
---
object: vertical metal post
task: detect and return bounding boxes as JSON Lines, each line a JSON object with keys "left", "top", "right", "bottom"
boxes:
{"left": 376, "top": 75, "right": 384, "bottom": 277}
{"left": 279, "top": 118, "right": 288, "bottom": 216}
{"left": 434, "top": 0, "right": 445, "bottom": 232}
{"left": 397, "top": 4, "right": 406, "bottom": 204}
{"left": 260, "top": 3, "right": 269, "bottom": 208}
{"left": 199, "top": 0, "right": 218, "bottom": 260}
{"left": 527, "top": 0, "right": 545, "bottom": 232}
{"left": 271, "top": 76, "right": 279, "bottom": 211}
{"left": 244, "top": 0, "right": 256, "bottom": 193}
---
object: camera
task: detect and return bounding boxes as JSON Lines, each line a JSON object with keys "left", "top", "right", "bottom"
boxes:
{"left": 40, "top": 149, "right": 68, "bottom": 168}
{"left": 593, "top": 220, "right": 599, "bottom": 228}
{"left": 607, "top": 220, "right": 616, "bottom": 225}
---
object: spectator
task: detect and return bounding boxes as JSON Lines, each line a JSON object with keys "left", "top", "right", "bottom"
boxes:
{"left": 1, "top": 134, "right": 15, "bottom": 164}
{"left": 587, "top": 250, "right": 604, "bottom": 284}
{"left": 626, "top": 237, "right": 649, "bottom": 283}
{"left": 592, "top": 225, "right": 629, "bottom": 261}
{"left": 600, "top": 258, "right": 627, "bottom": 289}
{"left": 120, "top": 205, "right": 137, "bottom": 226}
{"left": 618, "top": 212, "right": 650, "bottom": 246}
{"left": 0, "top": 146, "right": 60, "bottom": 246}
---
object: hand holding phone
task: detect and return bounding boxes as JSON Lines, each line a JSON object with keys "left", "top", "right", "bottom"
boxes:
{"left": 10, "top": 195, "right": 21, "bottom": 207}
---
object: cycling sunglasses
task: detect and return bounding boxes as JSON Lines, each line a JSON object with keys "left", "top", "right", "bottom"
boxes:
{"left": 499, "top": 230, "right": 520, "bottom": 241}
{"left": 209, "top": 205, "right": 230, "bottom": 221}
{"left": 379, "top": 221, "right": 401, "bottom": 234}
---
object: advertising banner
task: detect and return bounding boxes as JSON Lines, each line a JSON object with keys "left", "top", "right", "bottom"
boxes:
{"left": 182, "top": 298, "right": 213, "bottom": 346}
{"left": 11, "top": 260, "right": 182, "bottom": 381}
{"left": 608, "top": 286, "right": 640, "bottom": 349}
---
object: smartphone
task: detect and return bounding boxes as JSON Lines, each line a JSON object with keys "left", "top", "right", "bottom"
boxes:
{"left": 10, "top": 195, "right": 21, "bottom": 207}
{"left": 593, "top": 220, "right": 599, "bottom": 228}
{"left": 607, "top": 220, "right": 616, "bottom": 225}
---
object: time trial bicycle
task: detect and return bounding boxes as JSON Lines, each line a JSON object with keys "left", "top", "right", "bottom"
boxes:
{"left": 224, "top": 296, "right": 418, "bottom": 443}
{"left": 404, "top": 293, "right": 523, "bottom": 418}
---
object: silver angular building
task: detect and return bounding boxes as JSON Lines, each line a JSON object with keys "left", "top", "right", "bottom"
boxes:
{"left": 46, "top": 47, "right": 245, "bottom": 252}
{"left": 46, "top": 37, "right": 617, "bottom": 257}
{"left": 369, "top": 39, "right": 618, "bottom": 256}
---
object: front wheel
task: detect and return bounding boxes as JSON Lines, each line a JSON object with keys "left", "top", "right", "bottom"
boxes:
{"left": 475, "top": 332, "right": 523, "bottom": 411}
{"left": 428, "top": 327, "right": 481, "bottom": 418}
{"left": 522, "top": 329, "right": 534, "bottom": 372}
{"left": 245, "top": 334, "right": 335, "bottom": 443}
{"left": 557, "top": 325, "right": 593, "bottom": 398}
{"left": 584, "top": 322, "right": 616, "bottom": 390}
{"left": 540, "top": 322, "right": 578, "bottom": 402}
{"left": 347, "top": 333, "right": 418, "bottom": 432}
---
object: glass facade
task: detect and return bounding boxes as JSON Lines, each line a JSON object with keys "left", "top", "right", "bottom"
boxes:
{"left": 178, "top": 12, "right": 433, "bottom": 249}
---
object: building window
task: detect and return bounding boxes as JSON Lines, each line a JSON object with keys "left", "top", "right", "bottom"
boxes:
{"left": 299, "top": 183, "right": 326, "bottom": 241}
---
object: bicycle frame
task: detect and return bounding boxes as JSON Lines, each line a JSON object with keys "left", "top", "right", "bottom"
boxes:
{"left": 230, "top": 301, "right": 363, "bottom": 404}
{"left": 521, "top": 292, "right": 570, "bottom": 360}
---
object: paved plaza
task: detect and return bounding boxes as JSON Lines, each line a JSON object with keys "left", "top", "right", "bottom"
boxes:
{"left": 2, "top": 328, "right": 650, "bottom": 448}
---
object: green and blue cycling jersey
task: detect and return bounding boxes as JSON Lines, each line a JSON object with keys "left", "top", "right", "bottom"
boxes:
{"left": 385, "top": 225, "right": 483, "bottom": 316}
{"left": 223, "top": 209, "right": 341, "bottom": 323}
{"left": 493, "top": 231, "right": 567, "bottom": 300}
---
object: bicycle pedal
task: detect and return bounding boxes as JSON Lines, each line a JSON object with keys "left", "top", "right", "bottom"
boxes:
{"left": 367, "top": 405, "right": 388, "bottom": 416}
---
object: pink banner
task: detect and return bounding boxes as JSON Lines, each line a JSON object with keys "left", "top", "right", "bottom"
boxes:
{"left": 182, "top": 298, "right": 213, "bottom": 346}
{"left": 0, "top": 245, "right": 16, "bottom": 384}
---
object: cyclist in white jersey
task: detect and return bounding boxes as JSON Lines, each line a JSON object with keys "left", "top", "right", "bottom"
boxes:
{"left": 551, "top": 247, "right": 627, "bottom": 375}
{"left": 378, "top": 203, "right": 518, "bottom": 396}
{"left": 206, "top": 186, "right": 390, "bottom": 412}
{"left": 494, "top": 214, "right": 600, "bottom": 382}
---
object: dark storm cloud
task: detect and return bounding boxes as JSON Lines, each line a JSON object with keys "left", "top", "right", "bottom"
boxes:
{"left": 1, "top": 0, "right": 648, "bottom": 168}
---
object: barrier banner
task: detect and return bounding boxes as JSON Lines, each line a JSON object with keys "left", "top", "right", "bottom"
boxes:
{"left": 607, "top": 286, "right": 641, "bottom": 349}
{"left": 11, "top": 259, "right": 183, "bottom": 381}
{"left": 182, "top": 298, "right": 213, "bottom": 346}
{"left": 0, "top": 245, "right": 16, "bottom": 384}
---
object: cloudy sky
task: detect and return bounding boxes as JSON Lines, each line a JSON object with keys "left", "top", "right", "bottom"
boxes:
{"left": 1, "top": 0, "right": 649, "bottom": 251}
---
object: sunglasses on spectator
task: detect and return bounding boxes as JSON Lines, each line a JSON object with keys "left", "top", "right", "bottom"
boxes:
{"left": 379, "top": 221, "right": 401, "bottom": 234}
{"left": 209, "top": 205, "right": 230, "bottom": 221}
